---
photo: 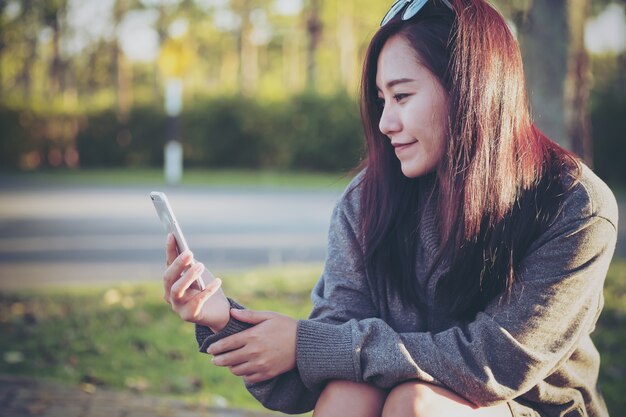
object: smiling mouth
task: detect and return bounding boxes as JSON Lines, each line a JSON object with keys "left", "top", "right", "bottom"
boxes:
{"left": 392, "top": 141, "right": 417, "bottom": 151}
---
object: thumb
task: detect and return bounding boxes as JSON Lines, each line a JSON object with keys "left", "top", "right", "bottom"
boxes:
{"left": 230, "top": 308, "right": 275, "bottom": 324}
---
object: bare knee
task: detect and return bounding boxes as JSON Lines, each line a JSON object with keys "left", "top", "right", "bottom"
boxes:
{"left": 382, "top": 381, "right": 512, "bottom": 417}
{"left": 382, "top": 381, "right": 435, "bottom": 417}
{"left": 314, "top": 380, "right": 386, "bottom": 417}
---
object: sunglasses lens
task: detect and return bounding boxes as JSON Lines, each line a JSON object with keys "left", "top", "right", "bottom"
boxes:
{"left": 402, "top": 0, "right": 428, "bottom": 21}
{"left": 381, "top": 0, "right": 408, "bottom": 26}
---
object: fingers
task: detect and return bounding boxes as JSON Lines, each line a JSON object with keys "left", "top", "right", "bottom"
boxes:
{"left": 165, "top": 233, "right": 179, "bottom": 266}
{"left": 212, "top": 342, "right": 273, "bottom": 381}
{"left": 212, "top": 348, "right": 249, "bottom": 368}
{"left": 229, "top": 309, "right": 276, "bottom": 325}
{"left": 163, "top": 250, "right": 194, "bottom": 294}
{"left": 207, "top": 331, "right": 247, "bottom": 355}
{"left": 188, "top": 278, "right": 223, "bottom": 317}
{"left": 195, "top": 278, "right": 222, "bottom": 305}
{"left": 170, "top": 262, "right": 205, "bottom": 300}
{"left": 228, "top": 362, "right": 258, "bottom": 377}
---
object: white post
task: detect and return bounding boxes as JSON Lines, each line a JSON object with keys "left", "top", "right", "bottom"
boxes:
{"left": 164, "top": 78, "right": 183, "bottom": 186}
{"left": 164, "top": 140, "right": 183, "bottom": 185}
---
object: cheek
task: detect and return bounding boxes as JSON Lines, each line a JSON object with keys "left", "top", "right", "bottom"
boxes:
{"left": 432, "top": 125, "right": 447, "bottom": 166}
{"left": 431, "top": 100, "right": 449, "bottom": 160}
{"left": 433, "top": 135, "right": 447, "bottom": 166}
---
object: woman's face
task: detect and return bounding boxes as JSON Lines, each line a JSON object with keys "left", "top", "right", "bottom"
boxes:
{"left": 376, "top": 34, "right": 448, "bottom": 178}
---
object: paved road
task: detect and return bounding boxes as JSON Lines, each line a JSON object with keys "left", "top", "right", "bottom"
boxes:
{"left": 0, "top": 180, "right": 624, "bottom": 290}
{"left": 0, "top": 182, "right": 342, "bottom": 290}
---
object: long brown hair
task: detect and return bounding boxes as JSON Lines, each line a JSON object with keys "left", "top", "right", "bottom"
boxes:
{"left": 359, "top": 0, "right": 579, "bottom": 319}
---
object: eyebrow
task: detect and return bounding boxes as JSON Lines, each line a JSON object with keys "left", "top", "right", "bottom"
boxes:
{"left": 376, "top": 78, "right": 417, "bottom": 92}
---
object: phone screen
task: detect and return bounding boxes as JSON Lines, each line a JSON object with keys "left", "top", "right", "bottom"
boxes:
{"left": 150, "top": 191, "right": 205, "bottom": 290}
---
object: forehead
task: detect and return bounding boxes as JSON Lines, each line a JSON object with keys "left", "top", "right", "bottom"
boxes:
{"left": 376, "top": 35, "right": 429, "bottom": 87}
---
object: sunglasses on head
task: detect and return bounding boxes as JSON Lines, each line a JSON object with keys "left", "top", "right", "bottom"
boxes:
{"left": 380, "top": 0, "right": 454, "bottom": 27}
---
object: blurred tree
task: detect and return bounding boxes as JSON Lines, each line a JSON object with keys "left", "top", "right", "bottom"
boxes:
{"left": 518, "top": 1, "right": 569, "bottom": 149}
{"left": 41, "top": 0, "right": 68, "bottom": 97}
{"left": 0, "top": 0, "right": 622, "bottom": 147}
{"left": 237, "top": 0, "right": 256, "bottom": 95}
{"left": 229, "top": 0, "right": 274, "bottom": 95}
{"left": 305, "top": 0, "right": 322, "bottom": 90}
{"left": 336, "top": 0, "right": 357, "bottom": 92}
{"left": 567, "top": 0, "right": 593, "bottom": 166}
{"left": 516, "top": 0, "right": 600, "bottom": 166}
{"left": 0, "top": 0, "right": 6, "bottom": 97}
{"left": 15, "top": 0, "right": 39, "bottom": 102}
{"left": 113, "top": 0, "right": 133, "bottom": 121}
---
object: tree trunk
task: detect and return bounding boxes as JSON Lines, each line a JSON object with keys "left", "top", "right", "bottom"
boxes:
{"left": 0, "top": 40, "right": 4, "bottom": 97}
{"left": 113, "top": 0, "right": 132, "bottom": 121}
{"left": 519, "top": 0, "right": 569, "bottom": 148}
{"left": 0, "top": 0, "right": 5, "bottom": 96}
{"left": 282, "top": 28, "right": 303, "bottom": 92}
{"left": 117, "top": 50, "right": 133, "bottom": 121}
{"left": 337, "top": 0, "right": 357, "bottom": 92}
{"left": 519, "top": 0, "right": 593, "bottom": 166}
{"left": 306, "top": 0, "right": 322, "bottom": 91}
{"left": 48, "top": 20, "right": 62, "bottom": 96}
{"left": 220, "top": 45, "right": 240, "bottom": 92}
{"left": 239, "top": 6, "right": 258, "bottom": 96}
{"left": 18, "top": 35, "right": 38, "bottom": 102}
{"left": 567, "top": 0, "right": 593, "bottom": 166}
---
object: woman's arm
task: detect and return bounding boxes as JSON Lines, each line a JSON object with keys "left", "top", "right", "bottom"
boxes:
{"left": 197, "top": 189, "right": 382, "bottom": 413}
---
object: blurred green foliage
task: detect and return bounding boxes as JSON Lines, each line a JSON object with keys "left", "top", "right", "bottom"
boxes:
{"left": 1, "top": 93, "right": 364, "bottom": 173}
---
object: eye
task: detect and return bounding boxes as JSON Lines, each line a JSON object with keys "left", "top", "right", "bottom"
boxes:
{"left": 393, "top": 93, "right": 409, "bottom": 102}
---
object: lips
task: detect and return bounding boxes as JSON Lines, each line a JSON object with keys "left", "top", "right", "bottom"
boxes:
{"left": 392, "top": 140, "right": 417, "bottom": 151}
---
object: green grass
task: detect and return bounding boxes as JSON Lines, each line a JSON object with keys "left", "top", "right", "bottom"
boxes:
{"left": 593, "top": 258, "right": 626, "bottom": 413}
{"left": 0, "top": 264, "right": 322, "bottom": 412}
{"left": 0, "top": 168, "right": 353, "bottom": 189}
{"left": 1, "top": 261, "right": 625, "bottom": 414}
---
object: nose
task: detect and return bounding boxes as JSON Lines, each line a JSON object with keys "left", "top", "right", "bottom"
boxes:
{"left": 378, "top": 103, "right": 401, "bottom": 138}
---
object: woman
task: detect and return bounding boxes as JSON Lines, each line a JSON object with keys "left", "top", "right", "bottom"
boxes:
{"left": 162, "top": 0, "right": 617, "bottom": 415}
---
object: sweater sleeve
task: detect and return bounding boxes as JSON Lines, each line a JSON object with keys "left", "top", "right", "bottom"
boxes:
{"left": 295, "top": 182, "right": 618, "bottom": 406}
{"left": 242, "top": 190, "right": 383, "bottom": 414}
{"left": 195, "top": 299, "right": 253, "bottom": 352}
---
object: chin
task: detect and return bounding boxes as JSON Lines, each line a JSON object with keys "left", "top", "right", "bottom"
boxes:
{"left": 400, "top": 165, "right": 425, "bottom": 178}
{"left": 400, "top": 162, "right": 436, "bottom": 179}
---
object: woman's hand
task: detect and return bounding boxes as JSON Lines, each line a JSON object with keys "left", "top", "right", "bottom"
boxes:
{"left": 163, "top": 234, "right": 231, "bottom": 332}
{"left": 207, "top": 309, "right": 298, "bottom": 384}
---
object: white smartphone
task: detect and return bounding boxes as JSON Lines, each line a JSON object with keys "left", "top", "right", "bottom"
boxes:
{"left": 150, "top": 191, "right": 205, "bottom": 290}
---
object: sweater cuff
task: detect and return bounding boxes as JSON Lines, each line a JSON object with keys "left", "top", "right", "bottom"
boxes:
{"left": 195, "top": 299, "right": 252, "bottom": 353}
{"left": 296, "top": 319, "right": 358, "bottom": 389}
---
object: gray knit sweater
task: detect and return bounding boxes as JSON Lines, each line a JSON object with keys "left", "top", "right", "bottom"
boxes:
{"left": 196, "top": 165, "right": 617, "bottom": 417}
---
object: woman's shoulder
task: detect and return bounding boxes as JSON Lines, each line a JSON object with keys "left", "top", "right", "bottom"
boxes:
{"left": 330, "top": 169, "right": 366, "bottom": 231}
{"left": 560, "top": 162, "right": 618, "bottom": 228}
{"left": 337, "top": 169, "right": 366, "bottom": 212}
